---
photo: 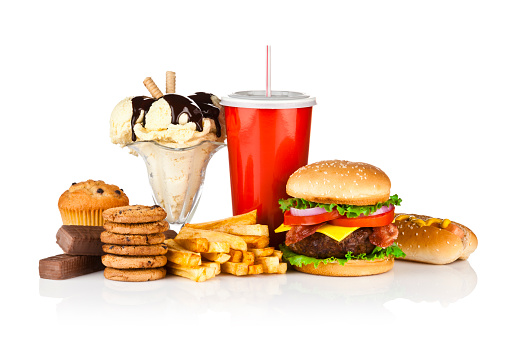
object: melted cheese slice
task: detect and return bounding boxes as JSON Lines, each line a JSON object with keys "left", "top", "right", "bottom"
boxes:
{"left": 274, "top": 223, "right": 359, "bottom": 243}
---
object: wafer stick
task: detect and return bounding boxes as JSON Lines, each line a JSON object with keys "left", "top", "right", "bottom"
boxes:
{"left": 166, "top": 71, "right": 176, "bottom": 94}
{"left": 143, "top": 77, "right": 163, "bottom": 99}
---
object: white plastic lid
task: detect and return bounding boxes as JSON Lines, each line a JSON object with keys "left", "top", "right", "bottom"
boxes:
{"left": 220, "top": 90, "right": 316, "bottom": 109}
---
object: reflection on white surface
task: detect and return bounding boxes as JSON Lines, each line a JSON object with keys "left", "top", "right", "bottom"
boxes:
{"left": 38, "top": 260, "right": 476, "bottom": 322}
{"left": 390, "top": 259, "right": 477, "bottom": 306}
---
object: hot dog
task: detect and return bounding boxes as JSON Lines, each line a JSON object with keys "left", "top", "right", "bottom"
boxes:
{"left": 394, "top": 213, "right": 477, "bottom": 264}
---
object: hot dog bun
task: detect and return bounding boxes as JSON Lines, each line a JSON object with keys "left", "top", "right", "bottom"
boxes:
{"left": 394, "top": 213, "right": 477, "bottom": 265}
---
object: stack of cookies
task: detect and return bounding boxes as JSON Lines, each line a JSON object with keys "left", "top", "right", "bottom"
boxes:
{"left": 101, "top": 205, "right": 169, "bottom": 282}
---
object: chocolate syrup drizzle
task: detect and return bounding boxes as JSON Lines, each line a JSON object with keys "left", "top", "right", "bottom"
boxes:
{"left": 162, "top": 94, "right": 204, "bottom": 132}
{"left": 188, "top": 92, "right": 222, "bottom": 137}
{"left": 131, "top": 96, "right": 156, "bottom": 141}
{"left": 130, "top": 92, "right": 221, "bottom": 142}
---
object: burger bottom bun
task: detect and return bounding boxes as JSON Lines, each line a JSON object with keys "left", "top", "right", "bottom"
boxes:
{"left": 292, "top": 257, "right": 394, "bottom": 277}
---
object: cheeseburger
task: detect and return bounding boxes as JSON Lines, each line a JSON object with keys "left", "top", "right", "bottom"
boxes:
{"left": 276, "top": 160, "right": 405, "bottom": 276}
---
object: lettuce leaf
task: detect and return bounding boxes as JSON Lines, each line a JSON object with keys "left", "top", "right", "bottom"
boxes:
{"left": 278, "top": 194, "right": 402, "bottom": 218}
{"left": 279, "top": 243, "right": 406, "bottom": 268}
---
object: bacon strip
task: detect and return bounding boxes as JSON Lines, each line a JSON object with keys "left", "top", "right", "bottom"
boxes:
{"left": 369, "top": 223, "right": 398, "bottom": 248}
{"left": 285, "top": 223, "right": 325, "bottom": 246}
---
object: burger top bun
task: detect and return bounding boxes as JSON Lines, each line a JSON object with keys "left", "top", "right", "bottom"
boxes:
{"left": 286, "top": 160, "right": 391, "bottom": 205}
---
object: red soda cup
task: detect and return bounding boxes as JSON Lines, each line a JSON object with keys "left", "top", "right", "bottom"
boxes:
{"left": 221, "top": 91, "right": 316, "bottom": 246}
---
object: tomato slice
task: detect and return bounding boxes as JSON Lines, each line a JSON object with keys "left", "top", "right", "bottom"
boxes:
{"left": 329, "top": 209, "right": 395, "bottom": 227}
{"left": 284, "top": 209, "right": 340, "bottom": 226}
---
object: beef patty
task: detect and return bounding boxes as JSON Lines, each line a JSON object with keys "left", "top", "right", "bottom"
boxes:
{"left": 287, "top": 228, "right": 375, "bottom": 259}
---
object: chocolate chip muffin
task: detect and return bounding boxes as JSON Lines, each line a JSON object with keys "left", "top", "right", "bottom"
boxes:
{"left": 58, "top": 180, "right": 129, "bottom": 226}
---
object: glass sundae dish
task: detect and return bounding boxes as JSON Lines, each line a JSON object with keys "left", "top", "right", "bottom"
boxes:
{"left": 109, "top": 74, "right": 226, "bottom": 230}
{"left": 127, "top": 140, "right": 225, "bottom": 230}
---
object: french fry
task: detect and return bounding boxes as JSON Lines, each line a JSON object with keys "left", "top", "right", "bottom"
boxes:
{"left": 228, "top": 249, "right": 243, "bottom": 263}
{"left": 174, "top": 237, "right": 229, "bottom": 254}
{"left": 166, "top": 262, "right": 215, "bottom": 282}
{"left": 255, "top": 256, "right": 280, "bottom": 273}
{"left": 221, "top": 262, "right": 249, "bottom": 276}
{"left": 185, "top": 210, "right": 257, "bottom": 230}
{"left": 249, "top": 247, "right": 274, "bottom": 258}
{"left": 174, "top": 238, "right": 209, "bottom": 253}
{"left": 248, "top": 264, "right": 264, "bottom": 275}
{"left": 201, "top": 262, "right": 221, "bottom": 275}
{"left": 206, "top": 241, "right": 230, "bottom": 253}
{"left": 201, "top": 252, "right": 231, "bottom": 264}
{"left": 277, "top": 262, "right": 288, "bottom": 274}
{"left": 177, "top": 227, "right": 248, "bottom": 251}
{"left": 241, "top": 235, "right": 270, "bottom": 249}
{"left": 241, "top": 250, "right": 255, "bottom": 265}
{"left": 164, "top": 239, "right": 202, "bottom": 266}
{"left": 186, "top": 223, "right": 269, "bottom": 237}
{"left": 272, "top": 250, "right": 283, "bottom": 261}
{"left": 204, "top": 266, "right": 216, "bottom": 280}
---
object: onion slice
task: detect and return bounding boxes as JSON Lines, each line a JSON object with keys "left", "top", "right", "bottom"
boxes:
{"left": 363, "top": 204, "right": 394, "bottom": 217}
{"left": 290, "top": 206, "right": 328, "bottom": 217}
{"left": 290, "top": 204, "right": 394, "bottom": 218}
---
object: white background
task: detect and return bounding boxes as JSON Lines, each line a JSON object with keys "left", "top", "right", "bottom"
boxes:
{"left": 1, "top": 0, "right": 508, "bottom": 337}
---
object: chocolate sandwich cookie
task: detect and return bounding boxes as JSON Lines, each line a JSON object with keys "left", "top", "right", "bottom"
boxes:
{"left": 56, "top": 225, "right": 105, "bottom": 255}
{"left": 100, "top": 231, "right": 165, "bottom": 245}
{"left": 164, "top": 229, "right": 177, "bottom": 240}
{"left": 104, "top": 267, "right": 166, "bottom": 282}
{"left": 101, "top": 254, "right": 167, "bottom": 269}
{"left": 102, "top": 205, "right": 167, "bottom": 224}
{"left": 39, "top": 254, "right": 104, "bottom": 280}
{"left": 102, "top": 243, "right": 168, "bottom": 256}
{"left": 103, "top": 220, "right": 169, "bottom": 235}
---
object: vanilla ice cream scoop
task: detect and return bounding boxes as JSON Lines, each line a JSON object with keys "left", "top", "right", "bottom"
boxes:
{"left": 145, "top": 94, "right": 204, "bottom": 131}
{"left": 110, "top": 97, "right": 137, "bottom": 145}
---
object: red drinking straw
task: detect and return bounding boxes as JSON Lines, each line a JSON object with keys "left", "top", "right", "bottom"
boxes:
{"left": 266, "top": 45, "right": 271, "bottom": 97}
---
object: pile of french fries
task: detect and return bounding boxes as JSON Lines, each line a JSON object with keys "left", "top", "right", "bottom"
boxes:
{"left": 164, "top": 210, "right": 287, "bottom": 282}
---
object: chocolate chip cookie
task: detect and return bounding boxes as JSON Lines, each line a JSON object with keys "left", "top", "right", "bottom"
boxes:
{"left": 104, "top": 267, "right": 166, "bottom": 282}
{"left": 102, "top": 205, "right": 167, "bottom": 223}
{"left": 103, "top": 220, "right": 169, "bottom": 235}
{"left": 102, "top": 243, "right": 168, "bottom": 256}
{"left": 101, "top": 254, "right": 167, "bottom": 269}
{"left": 100, "top": 231, "right": 165, "bottom": 245}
